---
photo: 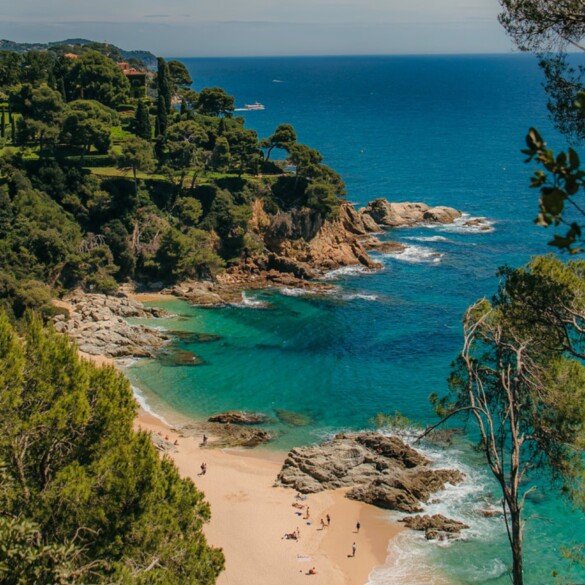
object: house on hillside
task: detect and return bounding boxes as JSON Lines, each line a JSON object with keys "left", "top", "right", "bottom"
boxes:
{"left": 117, "top": 62, "right": 147, "bottom": 98}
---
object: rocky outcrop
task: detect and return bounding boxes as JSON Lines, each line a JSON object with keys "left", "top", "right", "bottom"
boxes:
{"left": 275, "top": 432, "right": 464, "bottom": 514}
{"left": 53, "top": 292, "right": 170, "bottom": 358}
{"left": 208, "top": 411, "right": 268, "bottom": 425}
{"left": 400, "top": 514, "right": 470, "bottom": 540}
{"left": 360, "top": 199, "right": 462, "bottom": 228}
{"left": 259, "top": 203, "right": 382, "bottom": 274}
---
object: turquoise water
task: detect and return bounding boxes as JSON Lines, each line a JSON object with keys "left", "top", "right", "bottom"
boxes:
{"left": 126, "top": 55, "right": 585, "bottom": 584}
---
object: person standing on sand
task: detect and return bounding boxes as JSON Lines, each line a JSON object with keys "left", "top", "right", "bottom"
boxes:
{"left": 326, "top": 514, "right": 330, "bottom": 526}
{"left": 304, "top": 506, "right": 310, "bottom": 520}
{"left": 356, "top": 521, "right": 361, "bottom": 533}
{"left": 351, "top": 542, "right": 357, "bottom": 557}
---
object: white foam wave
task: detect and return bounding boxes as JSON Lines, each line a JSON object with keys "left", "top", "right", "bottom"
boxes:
{"left": 422, "top": 214, "right": 495, "bottom": 234}
{"left": 366, "top": 429, "right": 506, "bottom": 585}
{"left": 367, "top": 530, "right": 450, "bottom": 585}
{"left": 321, "top": 265, "right": 376, "bottom": 280}
{"left": 279, "top": 287, "right": 316, "bottom": 297}
{"left": 341, "top": 293, "right": 378, "bottom": 302}
{"left": 404, "top": 235, "right": 450, "bottom": 243}
{"left": 383, "top": 244, "right": 444, "bottom": 264}
{"left": 231, "top": 292, "right": 270, "bottom": 309}
{"left": 131, "top": 384, "right": 172, "bottom": 426}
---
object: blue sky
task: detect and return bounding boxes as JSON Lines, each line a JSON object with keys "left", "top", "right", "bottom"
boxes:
{"left": 0, "top": 0, "right": 513, "bottom": 56}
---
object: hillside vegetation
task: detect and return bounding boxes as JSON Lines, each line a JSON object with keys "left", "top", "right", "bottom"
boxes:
{"left": 0, "top": 44, "right": 346, "bottom": 319}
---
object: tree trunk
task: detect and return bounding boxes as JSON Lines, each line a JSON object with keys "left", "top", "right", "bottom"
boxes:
{"left": 511, "top": 508, "right": 523, "bottom": 585}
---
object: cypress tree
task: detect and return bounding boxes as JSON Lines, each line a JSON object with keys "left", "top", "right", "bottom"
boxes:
{"left": 0, "top": 109, "right": 5, "bottom": 140}
{"left": 156, "top": 94, "right": 168, "bottom": 137}
{"left": 157, "top": 57, "right": 172, "bottom": 114}
{"left": 134, "top": 100, "right": 152, "bottom": 140}
{"left": 10, "top": 117, "right": 16, "bottom": 144}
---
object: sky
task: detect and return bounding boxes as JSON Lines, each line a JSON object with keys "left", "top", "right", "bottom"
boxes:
{"left": 0, "top": 0, "right": 514, "bottom": 57}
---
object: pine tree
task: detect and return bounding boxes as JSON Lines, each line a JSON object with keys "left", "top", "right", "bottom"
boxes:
{"left": 0, "top": 312, "right": 225, "bottom": 583}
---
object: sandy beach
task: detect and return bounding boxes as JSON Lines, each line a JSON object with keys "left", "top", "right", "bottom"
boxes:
{"left": 70, "top": 297, "right": 406, "bottom": 585}
{"left": 135, "top": 409, "right": 402, "bottom": 585}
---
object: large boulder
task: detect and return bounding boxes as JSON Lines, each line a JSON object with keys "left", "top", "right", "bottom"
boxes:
{"left": 422, "top": 206, "right": 462, "bottom": 224}
{"left": 275, "top": 432, "right": 465, "bottom": 512}
{"left": 360, "top": 199, "right": 462, "bottom": 228}
{"left": 400, "top": 514, "right": 470, "bottom": 540}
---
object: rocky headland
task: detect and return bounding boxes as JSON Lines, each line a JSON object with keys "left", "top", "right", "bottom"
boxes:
{"left": 276, "top": 432, "right": 469, "bottom": 539}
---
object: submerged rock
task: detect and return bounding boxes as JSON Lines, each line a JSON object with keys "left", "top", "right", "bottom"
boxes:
{"left": 158, "top": 349, "right": 206, "bottom": 367}
{"left": 208, "top": 411, "right": 268, "bottom": 425}
{"left": 168, "top": 330, "right": 222, "bottom": 343}
{"left": 276, "top": 432, "right": 465, "bottom": 515}
{"left": 275, "top": 409, "right": 313, "bottom": 427}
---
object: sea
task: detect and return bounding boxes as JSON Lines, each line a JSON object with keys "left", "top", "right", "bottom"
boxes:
{"left": 125, "top": 54, "right": 585, "bottom": 584}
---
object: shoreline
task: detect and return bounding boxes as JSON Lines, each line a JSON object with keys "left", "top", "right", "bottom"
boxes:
{"left": 76, "top": 343, "right": 405, "bottom": 585}
{"left": 135, "top": 407, "right": 403, "bottom": 585}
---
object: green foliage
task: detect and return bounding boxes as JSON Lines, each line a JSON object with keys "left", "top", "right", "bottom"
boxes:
{"left": 156, "top": 227, "right": 224, "bottom": 279}
{"left": 61, "top": 100, "right": 118, "bottom": 154}
{"left": 261, "top": 123, "right": 297, "bottom": 161}
{"left": 10, "top": 85, "right": 65, "bottom": 151}
{"left": 156, "top": 58, "right": 172, "bottom": 115}
{"left": 114, "top": 135, "right": 155, "bottom": 195}
{"left": 499, "top": 0, "right": 585, "bottom": 141}
{"left": 0, "top": 313, "right": 225, "bottom": 583}
{"left": 132, "top": 100, "right": 152, "bottom": 141}
{"left": 522, "top": 125, "right": 585, "bottom": 252}
{"left": 0, "top": 515, "right": 88, "bottom": 585}
{"left": 197, "top": 87, "right": 235, "bottom": 117}
{"left": 0, "top": 51, "right": 22, "bottom": 87}
{"left": 64, "top": 51, "right": 130, "bottom": 108}
{"left": 168, "top": 60, "right": 193, "bottom": 89}
{"left": 438, "top": 256, "right": 585, "bottom": 585}
{"left": 210, "top": 136, "right": 231, "bottom": 171}
{"left": 156, "top": 94, "right": 168, "bottom": 138}
{"left": 175, "top": 196, "right": 203, "bottom": 227}
{"left": 370, "top": 410, "right": 419, "bottom": 435}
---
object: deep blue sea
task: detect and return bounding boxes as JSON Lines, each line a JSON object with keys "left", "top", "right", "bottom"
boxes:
{"left": 126, "top": 55, "right": 585, "bottom": 585}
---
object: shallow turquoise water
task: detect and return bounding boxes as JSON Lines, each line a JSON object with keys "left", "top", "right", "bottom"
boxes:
{"left": 126, "top": 55, "right": 585, "bottom": 585}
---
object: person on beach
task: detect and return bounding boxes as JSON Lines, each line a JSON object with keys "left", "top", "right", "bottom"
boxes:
{"left": 304, "top": 507, "right": 310, "bottom": 520}
{"left": 356, "top": 521, "right": 361, "bottom": 533}
{"left": 326, "top": 514, "right": 330, "bottom": 526}
{"left": 200, "top": 462, "right": 207, "bottom": 475}
{"left": 202, "top": 434, "right": 208, "bottom": 446}
{"left": 351, "top": 542, "right": 357, "bottom": 557}
{"left": 308, "top": 567, "right": 317, "bottom": 575}
{"left": 320, "top": 518, "right": 326, "bottom": 529}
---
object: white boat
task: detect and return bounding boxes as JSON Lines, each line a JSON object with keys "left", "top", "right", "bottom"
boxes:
{"left": 244, "top": 102, "right": 265, "bottom": 111}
